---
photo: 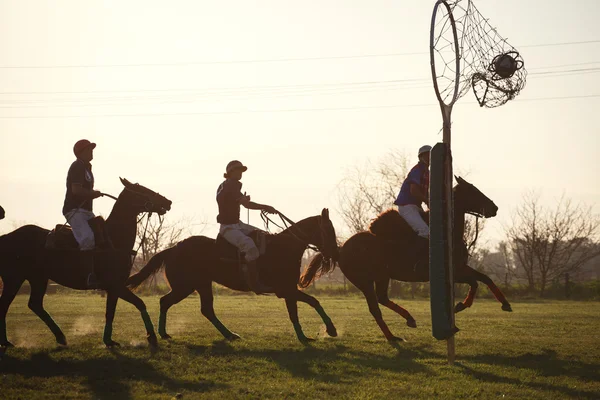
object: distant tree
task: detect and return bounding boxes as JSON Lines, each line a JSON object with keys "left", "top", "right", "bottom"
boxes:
{"left": 133, "top": 216, "right": 202, "bottom": 290}
{"left": 505, "top": 192, "right": 600, "bottom": 296}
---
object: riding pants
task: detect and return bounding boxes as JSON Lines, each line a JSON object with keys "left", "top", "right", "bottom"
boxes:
{"left": 397, "top": 204, "right": 429, "bottom": 239}
{"left": 64, "top": 208, "right": 96, "bottom": 250}
{"left": 219, "top": 221, "right": 260, "bottom": 262}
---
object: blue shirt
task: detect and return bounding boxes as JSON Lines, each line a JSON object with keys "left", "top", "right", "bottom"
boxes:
{"left": 394, "top": 162, "right": 429, "bottom": 206}
{"left": 216, "top": 179, "right": 244, "bottom": 224}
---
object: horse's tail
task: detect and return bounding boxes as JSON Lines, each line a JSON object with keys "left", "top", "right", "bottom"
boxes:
{"left": 126, "top": 246, "right": 177, "bottom": 290}
{"left": 298, "top": 252, "right": 338, "bottom": 289}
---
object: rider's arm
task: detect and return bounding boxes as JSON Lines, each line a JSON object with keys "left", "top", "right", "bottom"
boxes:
{"left": 410, "top": 183, "right": 428, "bottom": 204}
{"left": 239, "top": 195, "right": 276, "bottom": 213}
{"left": 72, "top": 184, "right": 102, "bottom": 199}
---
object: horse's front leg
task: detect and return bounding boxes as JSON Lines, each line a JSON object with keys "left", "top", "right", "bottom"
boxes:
{"left": 293, "top": 290, "right": 337, "bottom": 337}
{"left": 118, "top": 287, "right": 158, "bottom": 348}
{"left": 103, "top": 290, "right": 120, "bottom": 347}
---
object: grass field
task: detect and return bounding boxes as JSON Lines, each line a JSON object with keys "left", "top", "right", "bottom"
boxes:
{"left": 0, "top": 292, "right": 599, "bottom": 399}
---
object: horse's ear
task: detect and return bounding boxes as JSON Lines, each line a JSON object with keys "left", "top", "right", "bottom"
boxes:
{"left": 321, "top": 208, "right": 329, "bottom": 220}
{"left": 455, "top": 175, "right": 465, "bottom": 185}
{"left": 120, "top": 177, "right": 132, "bottom": 187}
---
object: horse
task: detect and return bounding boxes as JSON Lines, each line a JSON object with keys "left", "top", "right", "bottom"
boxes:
{"left": 300, "top": 176, "right": 512, "bottom": 341}
{"left": 126, "top": 208, "right": 340, "bottom": 344}
{"left": 0, "top": 178, "right": 172, "bottom": 348}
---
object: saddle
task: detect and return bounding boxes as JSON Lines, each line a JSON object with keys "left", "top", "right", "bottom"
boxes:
{"left": 216, "top": 230, "right": 270, "bottom": 264}
{"left": 45, "top": 216, "right": 112, "bottom": 250}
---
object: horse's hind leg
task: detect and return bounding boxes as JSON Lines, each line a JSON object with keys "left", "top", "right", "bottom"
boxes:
{"left": 361, "top": 282, "right": 404, "bottom": 342}
{"left": 375, "top": 278, "right": 417, "bottom": 328}
{"left": 197, "top": 281, "right": 240, "bottom": 340}
{"left": 158, "top": 286, "right": 194, "bottom": 339}
{"left": 118, "top": 288, "right": 158, "bottom": 348}
{"left": 292, "top": 290, "right": 337, "bottom": 337}
{"left": 454, "top": 278, "right": 478, "bottom": 313}
{"left": 28, "top": 278, "right": 67, "bottom": 345}
{"left": 464, "top": 266, "right": 512, "bottom": 312}
{"left": 0, "top": 277, "right": 25, "bottom": 347}
{"left": 284, "top": 298, "right": 313, "bottom": 344}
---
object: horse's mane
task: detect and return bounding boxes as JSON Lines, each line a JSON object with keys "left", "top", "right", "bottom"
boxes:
{"left": 368, "top": 209, "right": 407, "bottom": 239}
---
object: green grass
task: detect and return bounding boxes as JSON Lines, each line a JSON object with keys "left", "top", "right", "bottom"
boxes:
{"left": 0, "top": 293, "right": 599, "bottom": 399}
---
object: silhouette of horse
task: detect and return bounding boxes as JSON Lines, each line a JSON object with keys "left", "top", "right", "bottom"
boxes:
{"left": 127, "top": 208, "right": 340, "bottom": 343}
{"left": 0, "top": 178, "right": 172, "bottom": 348}
{"left": 300, "top": 177, "right": 512, "bottom": 341}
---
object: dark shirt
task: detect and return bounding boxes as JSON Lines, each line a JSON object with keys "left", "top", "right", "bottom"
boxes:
{"left": 216, "top": 179, "right": 243, "bottom": 224}
{"left": 394, "top": 162, "right": 429, "bottom": 206}
{"left": 62, "top": 159, "right": 94, "bottom": 215}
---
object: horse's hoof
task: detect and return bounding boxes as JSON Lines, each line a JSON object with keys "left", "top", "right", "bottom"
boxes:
{"left": 454, "top": 302, "right": 467, "bottom": 313}
{"left": 406, "top": 319, "right": 417, "bottom": 328}
{"left": 105, "top": 340, "right": 121, "bottom": 348}
{"left": 160, "top": 333, "right": 172, "bottom": 340}
{"left": 502, "top": 303, "right": 513, "bottom": 312}
{"left": 227, "top": 333, "right": 241, "bottom": 341}
{"left": 0, "top": 341, "right": 14, "bottom": 348}
{"left": 387, "top": 336, "right": 406, "bottom": 342}
{"left": 326, "top": 325, "right": 338, "bottom": 337}
{"left": 56, "top": 336, "right": 68, "bottom": 346}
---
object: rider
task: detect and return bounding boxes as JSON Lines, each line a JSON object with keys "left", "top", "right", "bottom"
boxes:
{"left": 216, "top": 160, "right": 277, "bottom": 293}
{"left": 394, "top": 145, "right": 431, "bottom": 268}
{"left": 62, "top": 139, "right": 103, "bottom": 288}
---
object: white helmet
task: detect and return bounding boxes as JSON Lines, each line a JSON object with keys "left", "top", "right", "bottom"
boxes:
{"left": 418, "top": 145, "right": 432, "bottom": 156}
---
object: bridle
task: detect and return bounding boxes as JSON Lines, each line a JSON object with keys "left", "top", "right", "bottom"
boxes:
{"left": 260, "top": 210, "right": 330, "bottom": 256}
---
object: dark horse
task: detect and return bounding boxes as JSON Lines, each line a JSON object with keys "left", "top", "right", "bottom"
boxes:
{"left": 0, "top": 178, "right": 172, "bottom": 348}
{"left": 126, "top": 208, "right": 340, "bottom": 343}
{"left": 300, "top": 177, "right": 512, "bottom": 341}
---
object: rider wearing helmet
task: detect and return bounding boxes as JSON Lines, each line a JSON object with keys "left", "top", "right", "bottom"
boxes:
{"left": 63, "top": 139, "right": 103, "bottom": 287}
{"left": 216, "top": 160, "right": 277, "bottom": 293}
{"left": 394, "top": 145, "right": 431, "bottom": 268}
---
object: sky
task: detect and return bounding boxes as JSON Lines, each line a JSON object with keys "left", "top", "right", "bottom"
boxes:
{"left": 1, "top": 0, "right": 599, "bottom": 248}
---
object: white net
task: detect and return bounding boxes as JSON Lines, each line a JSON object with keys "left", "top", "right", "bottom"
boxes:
{"left": 431, "top": 0, "right": 527, "bottom": 108}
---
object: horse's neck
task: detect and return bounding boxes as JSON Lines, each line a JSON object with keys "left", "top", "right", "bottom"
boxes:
{"left": 453, "top": 207, "right": 466, "bottom": 244}
{"left": 279, "top": 216, "right": 318, "bottom": 249}
{"left": 105, "top": 200, "right": 138, "bottom": 250}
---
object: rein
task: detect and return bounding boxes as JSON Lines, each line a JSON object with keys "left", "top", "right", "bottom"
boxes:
{"left": 465, "top": 211, "right": 481, "bottom": 252}
{"left": 260, "top": 210, "right": 320, "bottom": 252}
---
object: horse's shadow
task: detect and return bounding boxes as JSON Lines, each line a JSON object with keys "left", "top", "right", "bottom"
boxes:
{"left": 185, "top": 339, "right": 435, "bottom": 384}
{"left": 0, "top": 346, "right": 226, "bottom": 399}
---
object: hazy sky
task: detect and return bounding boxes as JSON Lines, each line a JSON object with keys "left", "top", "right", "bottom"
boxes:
{"left": 1, "top": 0, "right": 599, "bottom": 247}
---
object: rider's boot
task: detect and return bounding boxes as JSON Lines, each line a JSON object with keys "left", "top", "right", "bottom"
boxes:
{"left": 83, "top": 251, "right": 100, "bottom": 289}
{"left": 243, "top": 260, "right": 272, "bottom": 294}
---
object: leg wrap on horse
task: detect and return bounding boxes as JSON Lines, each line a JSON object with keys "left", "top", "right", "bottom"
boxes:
{"left": 489, "top": 283, "right": 508, "bottom": 303}
{"left": 292, "top": 322, "right": 308, "bottom": 341}
{"left": 384, "top": 301, "right": 414, "bottom": 321}
{"left": 103, "top": 324, "right": 113, "bottom": 343}
{"left": 211, "top": 318, "right": 235, "bottom": 338}
{"left": 315, "top": 305, "right": 332, "bottom": 326}
{"left": 158, "top": 312, "right": 168, "bottom": 337}
{"left": 141, "top": 310, "right": 154, "bottom": 334}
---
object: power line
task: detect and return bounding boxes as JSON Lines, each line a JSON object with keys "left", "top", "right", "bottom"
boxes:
{"left": 0, "top": 40, "right": 598, "bottom": 69}
{"left": 0, "top": 63, "right": 598, "bottom": 99}
{"left": 0, "top": 94, "right": 597, "bottom": 119}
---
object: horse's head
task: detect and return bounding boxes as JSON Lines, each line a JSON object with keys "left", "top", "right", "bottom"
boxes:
{"left": 118, "top": 178, "right": 173, "bottom": 215}
{"left": 316, "top": 208, "right": 340, "bottom": 263}
{"left": 0, "top": 205, "right": 4, "bottom": 220}
{"left": 453, "top": 176, "right": 498, "bottom": 218}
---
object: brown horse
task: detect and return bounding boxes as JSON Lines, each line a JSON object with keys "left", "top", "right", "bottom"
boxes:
{"left": 0, "top": 178, "right": 172, "bottom": 348}
{"left": 300, "top": 177, "right": 512, "bottom": 341}
{"left": 126, "top": 208, "right": 340, "bottom": 343}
